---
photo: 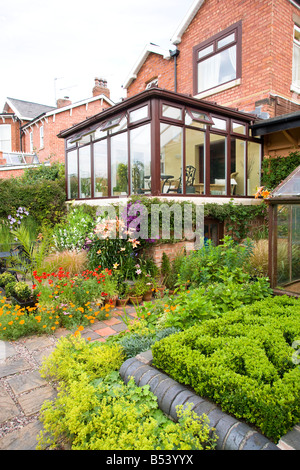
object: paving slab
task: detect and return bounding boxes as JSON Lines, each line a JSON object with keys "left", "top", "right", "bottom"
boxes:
{"left": 0, "top": 385, "right": 20, "bottom": 424}
{"left": 22, "top": 336, "right": 54, "bottom": 352}
{"left": 18, "top": 386, "right": 57, "bottom": 416}
{"left": 0, "top": 358, "right": 32, "bottom": 379}
{"left": 7, "top": 370, "right": 47, "bottom": 395}
{"left": 0, "top": 419, "right": 44, "bottom": 450}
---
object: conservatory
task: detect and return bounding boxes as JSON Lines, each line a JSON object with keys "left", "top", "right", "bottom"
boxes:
{"left": 58, "top": 88, "right": 262, "bottom": 201}
{"left": 268, "top": 165, "right": 300, "bottom": 296}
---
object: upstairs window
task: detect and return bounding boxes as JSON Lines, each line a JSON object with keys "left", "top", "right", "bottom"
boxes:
{"left": 292, "top": 25, "right": 300, "bottom": 91}
{"left": 0, "top": 124, "right": 12, "bottom": 152}
{"left": 193, "top": 22, "right": 242, "bottom": 95}
{"left": 40, "top": 125, "right": 44, "bottom": 148}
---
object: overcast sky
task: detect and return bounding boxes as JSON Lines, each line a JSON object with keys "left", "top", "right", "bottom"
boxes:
{"left": 0, "top": 0, "right": 195, "bottom": 109}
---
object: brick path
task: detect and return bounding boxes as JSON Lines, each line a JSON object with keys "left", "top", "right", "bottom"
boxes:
{"left": 0, "top": 304, "right": 299, "bottom": 450}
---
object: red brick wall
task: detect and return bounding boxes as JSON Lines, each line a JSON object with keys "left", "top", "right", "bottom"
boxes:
{"left": 22, "top": 98, "right": 111, "bottom": 164}
{"left": 146, "top": 240, "right": 195, "bottom": 268}
{"left": 127, "top": 0, "right": 300, "bottom": 117}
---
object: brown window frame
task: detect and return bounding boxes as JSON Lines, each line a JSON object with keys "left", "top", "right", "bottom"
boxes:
{"left": 193, "top": 21, "right": 242, "bottom": 96}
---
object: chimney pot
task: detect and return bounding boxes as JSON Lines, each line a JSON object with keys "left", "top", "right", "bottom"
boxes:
{"left": 93, "top": 77, "right": 110, "bottom": 98}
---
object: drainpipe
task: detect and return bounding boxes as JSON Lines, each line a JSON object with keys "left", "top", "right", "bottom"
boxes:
{"left": 169, "top": 48, "right": 180, "bottom": 93}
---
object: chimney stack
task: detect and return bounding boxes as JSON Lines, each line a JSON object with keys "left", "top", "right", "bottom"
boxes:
{"left": 56, "top": 96, "right": 72, "bottom": 108}
{"left": 93, "top": 77, "right": 110, "bottom": 99}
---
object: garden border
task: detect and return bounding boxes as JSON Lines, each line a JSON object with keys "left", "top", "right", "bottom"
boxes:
{"left": 119, "top": 351, "right": 280, "bottom": 451}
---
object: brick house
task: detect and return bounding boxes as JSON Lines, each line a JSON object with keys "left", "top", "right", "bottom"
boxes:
{"left": 123, "top": 0, "right": 300, "bottom": 156}
{"left": 0, "top": 78, "right": 113, "bottom": 179}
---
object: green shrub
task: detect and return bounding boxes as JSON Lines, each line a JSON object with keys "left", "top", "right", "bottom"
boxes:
{"left": 178, "top": 237, "right": 253, "bottom": 288}
{"left": 0, "top": 177, "right": 66, "bottom": 228}
{"left": 0, "top": 272, "right": 16, "bottom": 288}
{"left": 152, "top": 296, "right": 300, "bottom": 442}
{"left": 11, "top": 281, "right": 34, "bottom": 302}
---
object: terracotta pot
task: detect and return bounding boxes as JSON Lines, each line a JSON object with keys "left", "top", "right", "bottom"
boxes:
{"left": 157, "top": 286, "right": 166, "bottom": 298}
{"left": 117, "top": 297, "right": 129, "bottom": 307}
{"left": 129, "top": 295, "right": 143, "bottom": 304}
{"left": 143, "top": 291, "right": 152, "bottom": 301}
{"left": 105, "top": 296, "right": 118, "bottom": 308}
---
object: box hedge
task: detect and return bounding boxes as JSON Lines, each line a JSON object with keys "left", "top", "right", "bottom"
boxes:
{"left": 152, "top": 295, "right": 300, "bottom": 442}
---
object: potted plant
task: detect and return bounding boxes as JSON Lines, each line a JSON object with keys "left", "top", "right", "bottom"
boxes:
{"left": 101, "top": 275, "right": 119, "bottom": 307}
{"left": 117, "top": 281, "right": 130, "bottom": 306}
{"left": 129, "top": 278, "right": 148, "bottom": 304}
{"left": 6, "top": 281, "right": 37, "bottom": 307}
{"left": 0, "top": 271, "right": 17, "bottom": 294}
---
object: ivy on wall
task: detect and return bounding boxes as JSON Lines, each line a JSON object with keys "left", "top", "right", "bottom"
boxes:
{"left": 204, "top": 200, "right": 268, "bottom": 241}
{"left": 261, "top": 151, "right": 300, "bottom": 190}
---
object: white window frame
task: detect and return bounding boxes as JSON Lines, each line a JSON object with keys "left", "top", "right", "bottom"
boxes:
{"left": 292, "top": 24, "right": 300, "bottom": 93}
{"left": 40, "top": 125, "right": 44, "bottom": 148}
{"left": 29, "top": 131, "right": 33, "bottom": 152}
{"left": 0, "top": 124, "right": 12, "bottom": 152}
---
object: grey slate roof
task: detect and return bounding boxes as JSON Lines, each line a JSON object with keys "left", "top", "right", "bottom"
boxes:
{"left": 4, "top": 97, "right": 56, "bottom": 120}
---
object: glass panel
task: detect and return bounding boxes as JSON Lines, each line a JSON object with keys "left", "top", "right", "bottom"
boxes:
{"left": 79, "top": 145, "right": 91, "bottom": 198}
{"left": 210, "top": 134, "right": 226, "bottom": 195}
{"left": 162, "top": 105, "right": 182, "bottom": 121}
{"left": 0, "top": 124, "right": 12, "bottom": 152}
{"left": 217, "top": 32, "right": 235, "bottom": 49}
{"left": 293, "top": 42, "right": 300, "bottom": 88}
{"left": 198, "top": 44, "right": 214, "bottom": 59}
{"left": 78, "top": 134, "right": 91, "bottom": 146}
{"left": 276, "top": 204, "right": 289, "bottom": 286}
{"left": 160, "top": 124, "right": 183, "bottom": 194}
{"left": 295, "top": 25, "right": 300, "bottom": 42}
{"left": 66, "top": 138, "right": 76, "bottom": 149}
{"left": 247, "top": 141, "right": 261, "bottom": 196}
{"left": 186, "top": 128, "right": 205, "bottom": 194}
{"left": 67, "top": 150, "right": 78, "bottom": 199}
{"left": 94, "top": 140, "right": 108, "bottom": 197}
{"left": 212, "top": 117, "right": 227, "bottom": 130}
{"left": 94, "top": 127, "right": 108, "bottom": 141}
{"left": 130, "top": 124, "right": 151, "bottom": 195}
{"left": 198, "top": 45, "right": 236, "bottom": 92}
{"left": 110, "top": 115, "right": 127, "bottom": 135}
{"left": 129, "top": 105, "right": 149, "bottom": 123}
{"left": 185, "top": 109, "right": 211, "bottom": 128}
{"left": 272, "top": 166, "right": 300, "bottom": 197}
{"left": 276, "top": 205, "right": 300, "bottom": 292}
{"left": 231, "top": 138, "right": 246, "bottom": 196}
{"left": 232, "top": 122, "right": 246, "bottom": 135}
{"left": 291, "top": 205, "right": 300, "bottom": 286}
{"left": 111, "top": 132, "right": 128, "bottom": 196}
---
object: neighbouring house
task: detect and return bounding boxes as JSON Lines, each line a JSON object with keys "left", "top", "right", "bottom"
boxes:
{"left": 0, "top": 78, "right": 114, "bottom": 179}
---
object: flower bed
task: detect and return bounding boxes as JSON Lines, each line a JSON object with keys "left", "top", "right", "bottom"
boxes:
{"left": 0, "top": 267, "right": 115, "bottom": 340}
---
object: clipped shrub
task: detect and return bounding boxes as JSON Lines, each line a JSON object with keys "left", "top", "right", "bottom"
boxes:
{"left": 0, "top": 272, "right": 16, "bottom": 288}
{"left": 152, "top": 296, "right": 300, "bottom": 442}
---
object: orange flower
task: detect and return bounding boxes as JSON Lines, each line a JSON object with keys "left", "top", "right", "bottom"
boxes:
{"left": 78, "top": 325, "right": 84, "bottom": 331}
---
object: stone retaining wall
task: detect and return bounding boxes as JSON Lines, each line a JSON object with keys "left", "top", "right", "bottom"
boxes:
{"left": 119, "top": 352, "right": 280, "bottom": 451}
